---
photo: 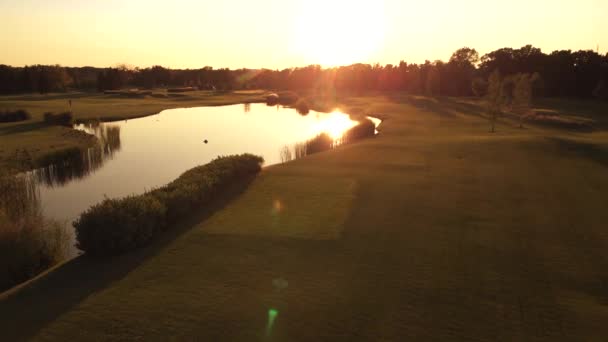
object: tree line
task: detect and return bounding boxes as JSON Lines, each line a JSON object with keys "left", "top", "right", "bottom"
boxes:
{"left": 0, "top": 45, "right": 606, "bottom": 99}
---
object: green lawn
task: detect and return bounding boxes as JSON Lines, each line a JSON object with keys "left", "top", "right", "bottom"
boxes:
{"left": 0, "top": 90, "right": 267, "bottom": 171}
{"left": 1, "top": 93, "right": 608, "bottom": 340}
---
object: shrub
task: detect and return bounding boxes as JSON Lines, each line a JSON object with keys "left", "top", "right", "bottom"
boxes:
{"left": 74, "top": 154, "right": 264, "bottom": 256}
{"left": 152, "top": 154, "right": 264, "bottom": 222}
{"left": 305, "top": 133, "right": 333, "bottom": 155}
{"left": 277, "top": 91, "right": 299, "bottom": 105}
{"left": 295, "top": 99, "right": 310, "bottom": 115}
{"left": 0, "top": 109, "right": 30, "bottom": 123}
{"left": 43, "top": 111, "right": 73, "bottom": 126}
{"left": 344, "top": 118, "right": 376, "bottom": 143}
{"left": 74, "top": 195, "right": 167, "bottom": 256}
{"left": 265, "top": 93, "right": 279, "bottom": 105}
{"left": 265, "top": 91, "right": 300, "bottom": 105}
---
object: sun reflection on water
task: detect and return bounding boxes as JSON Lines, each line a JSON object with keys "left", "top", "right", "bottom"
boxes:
{"left": 313, "top": 111, "right": 358, "bottom": 140}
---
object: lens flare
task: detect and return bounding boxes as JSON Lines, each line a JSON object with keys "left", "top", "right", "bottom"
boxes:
{"left": 266, "top": 308, "right": 279, "bottom": 337}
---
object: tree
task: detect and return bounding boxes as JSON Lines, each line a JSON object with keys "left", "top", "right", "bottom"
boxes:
{"left": 425, "top": 62, "right": 442, "bottom": 96}
{"left": 486, "top": 70, "right": 502, "bottom": 133}
{"left": 471, "top": 77, "right": 488, "bottom": 97}
{"left": 449, "top": 47, "right": 480, "bottom": 66}
{"left": 513, "top": 74, "right": 533, "bottom": 128}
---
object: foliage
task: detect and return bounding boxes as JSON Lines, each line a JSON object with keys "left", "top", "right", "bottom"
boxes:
{"left": 43, "top": 111, "right": 73, "bottom": 126}
{"left": 305, "top": 133, "right": 333, "bottom": 155}
{"left": 344, "top": 118, "right": 376, "bottom": 143}
{"left": 513, "top": 74, "right": 533, "bottom": 127}
{"left": 74, "top": 154, "right": 264, "bottom": 256}
{"left": 0, "top": 109, "right": 30, "bottom": 123}
{"left": 0, "top": 173, "right": 69, "bottom": 291}
{"left": 471, "top": 77, "right": 488, "bottom": 97}
{"left": 486, "top": 71, "right": 503, "bottom": 132}
{"left": 277, "top": 91, "right": 299, "bottom": 105}
{"left": 74, "top": 194, "right": 167, "bottom": 256}
{"left": 1, "top": 45, "right": 606, "bottom": 98}
{"left": 295, "top": 99, "right": 310, "bottom": 115}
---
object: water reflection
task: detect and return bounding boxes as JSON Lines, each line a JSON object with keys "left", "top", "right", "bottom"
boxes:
{"left": 21, "top": 104, "right": 379, "bottom": 224}
{"left": 27, "top": 124, "right": 121, "bottom": 187}
{"left": 279, "top": 115, "right": 381, "bottom": 162}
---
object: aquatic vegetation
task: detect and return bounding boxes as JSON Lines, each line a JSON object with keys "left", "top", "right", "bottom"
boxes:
{"left": 0, "top": 173, "right": 69, "bottom": 291}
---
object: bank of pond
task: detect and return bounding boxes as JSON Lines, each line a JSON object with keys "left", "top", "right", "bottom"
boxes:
{"left": 0, "top": 103, "right": 381, "bottom": 292}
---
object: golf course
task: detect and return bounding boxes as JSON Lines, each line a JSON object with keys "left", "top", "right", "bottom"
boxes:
{"left": 1, "top": 92, "right": 607, "bottom": 340}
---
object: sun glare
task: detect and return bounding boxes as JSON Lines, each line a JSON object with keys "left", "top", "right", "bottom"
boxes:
{"left": 294, "top": 0, "right": 386, "bottom": 66}
{"left": 316, "top": 112, "right": 358, "bottom": 139}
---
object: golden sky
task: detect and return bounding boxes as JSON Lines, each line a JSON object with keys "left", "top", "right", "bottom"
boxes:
{"left": 0, "top": 0, "right": 605, "bottom": 69}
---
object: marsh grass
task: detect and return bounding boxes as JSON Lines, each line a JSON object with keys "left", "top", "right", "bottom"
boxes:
{"left": 31, "top": 125, "right": 121, "bottom": 187}
{"left": 279, "top": 145, "right": 293, "bottom": 163}
{"left": 0, "top": 173, "right": 69, "bottom": 292}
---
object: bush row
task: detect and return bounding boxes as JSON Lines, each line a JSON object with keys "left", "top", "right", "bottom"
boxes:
{"left": 74, "top": 154, "right": 264, "bottom": 256}
{"left": 43, "top": 111, "right": 73, "bottom": 126}
{"left": 0, "top": 109, "right": 30, "bottom": 123}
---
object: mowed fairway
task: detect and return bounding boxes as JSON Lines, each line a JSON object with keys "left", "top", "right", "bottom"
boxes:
{"left": 2, "top": 95, "right": 608, "bottom": 340}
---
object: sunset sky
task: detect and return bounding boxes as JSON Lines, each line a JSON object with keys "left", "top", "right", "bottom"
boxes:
{"left": 0, "top": 0, "right": 606, "bottom": 69}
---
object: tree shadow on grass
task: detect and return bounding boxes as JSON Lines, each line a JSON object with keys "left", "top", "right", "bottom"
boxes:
{"left": 0, "top": 175, "right": 258, "bottom": 341}
{"left": 387, "top": 93, "right": 487, "bottom": 120}
{"left": 548, "top": 138, "right": 608, "bottom": 167}
{"left": 1, "top": 93, "right": 95, "bottom": 102}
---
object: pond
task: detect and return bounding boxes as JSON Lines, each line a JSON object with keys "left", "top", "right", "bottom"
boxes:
{"left": 25, "top": 104, "right": 380, "bottom": 229}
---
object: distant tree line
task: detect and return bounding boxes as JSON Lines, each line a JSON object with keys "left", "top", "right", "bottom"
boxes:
{"left": 0, "top": 45, "right": 607, "bottom": 99}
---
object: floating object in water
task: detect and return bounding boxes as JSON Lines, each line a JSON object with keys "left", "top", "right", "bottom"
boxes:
{"left": 204, "top": 139, "right": 208, "bottom": 144}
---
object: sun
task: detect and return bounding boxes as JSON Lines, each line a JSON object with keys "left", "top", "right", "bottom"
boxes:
{"left": 293, "top": 0, "right": 386, "bottom": 67}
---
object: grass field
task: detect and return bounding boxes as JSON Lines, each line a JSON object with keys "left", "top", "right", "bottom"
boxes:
{"left": 1, "top": 93, "right": 608, "bottom": 340}
{"left": 0, "top": 90, "right": 267, "bottom": 171}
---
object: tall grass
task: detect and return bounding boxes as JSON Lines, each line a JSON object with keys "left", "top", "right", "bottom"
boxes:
{"left": 286, "top": 118, "right": 378, "bottom": 161}
{"left": 0, "top": 173, "right": 69, "bottom": 292}
{"left": 294, "top": 142, "right": 307, "bottom": 159}
{"left": 279, "top": 145, "right": 293, "bottom": 163}
{"left": 31, "top": 125, "right": 121, "bottom": 187}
